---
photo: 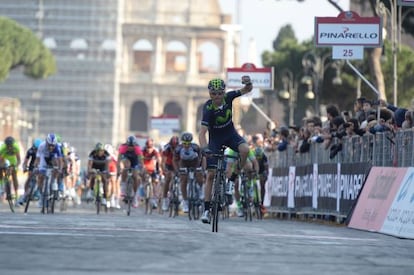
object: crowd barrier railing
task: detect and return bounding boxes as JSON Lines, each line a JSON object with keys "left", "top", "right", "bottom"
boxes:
{"left": 264, "top": 130, "right": 414, "bottom": 222}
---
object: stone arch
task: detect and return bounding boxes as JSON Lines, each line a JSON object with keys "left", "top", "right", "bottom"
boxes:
{"left": 132, "top": 39, "right": 153, "bottom": 72}
{"left": 198, "top": 41, "right": 220, "bottom": 73}
{"left": 163, "top": 101, "right": 183, "bottom": 117}
{"left": 130, "top": 101, "right": 148, "bottom": 132}
{"left": 166, "top": 40, "right": 187, "bottom": 72}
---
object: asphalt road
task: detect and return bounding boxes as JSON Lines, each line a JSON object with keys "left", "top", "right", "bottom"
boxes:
{"left": 0, "top": 201, "right": 413, "bottom": 275}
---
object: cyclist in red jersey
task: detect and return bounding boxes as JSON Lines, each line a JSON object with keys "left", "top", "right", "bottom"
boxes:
{"left": 161, "top": 136, "right": 179, "bottom": 211}
{"left": 117, "top": 136, "right": 144, "bottom": 207}
{"left": 142, "top": 138, "right": 163, "bottom": 208}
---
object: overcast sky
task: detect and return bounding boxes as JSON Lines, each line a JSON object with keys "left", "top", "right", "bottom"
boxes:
{"left": 218, "top": 0, "right": 350, "bottom": 66}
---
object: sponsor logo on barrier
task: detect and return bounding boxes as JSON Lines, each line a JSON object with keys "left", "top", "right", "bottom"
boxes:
{"left": 381, "top": 169, "right": 414, "bottom": 238}
{"left": 348, "top": 167, "right": 408, "bottom": 233}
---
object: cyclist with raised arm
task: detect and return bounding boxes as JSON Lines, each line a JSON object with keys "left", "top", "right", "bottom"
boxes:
{"left": 117, "top": 135, "right": 144, "bottom": 208}
{"left": 0, "top": 136, "right": 22, "bottom": 202}
{"left": 161, "top": 136, "right": 179, "bottom": 211}
{"left": 33, "top": 133, "right": 64, "bottom": 208}
{"left": 198, "top": 76, "right": 253, "bottom": 223}
{"left": 87, "top": 142, "right": 111, "bottom": 207}
{"left": 173, "top": 132, "right": 204, "bottom": 213}
{"left": 17, "top": 138, "right": 42, "bottom": 205}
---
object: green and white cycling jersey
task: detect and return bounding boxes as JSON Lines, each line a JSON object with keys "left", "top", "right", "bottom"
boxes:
{"left": 224, "top": 147, "right": 256, "bottom": 165}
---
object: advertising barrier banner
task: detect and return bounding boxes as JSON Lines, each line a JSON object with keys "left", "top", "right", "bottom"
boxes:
{"left": 381, "top": 168, "right": 414, "bottom": 238}
{"left": 348, "top": 167, "right": 408, "bottom": 232}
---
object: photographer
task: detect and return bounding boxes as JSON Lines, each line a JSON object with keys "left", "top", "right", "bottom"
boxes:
{"left": 322, "top": 116, "right": 347, "bottom": 159}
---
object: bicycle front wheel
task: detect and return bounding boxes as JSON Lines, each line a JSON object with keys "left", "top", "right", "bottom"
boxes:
{"left": 5, "top": 179, "right": 14, "bottom": 213}
{"left": 24, "top": 177, "right": 37, "bottom": 214}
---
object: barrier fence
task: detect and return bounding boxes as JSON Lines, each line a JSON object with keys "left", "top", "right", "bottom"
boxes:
{"left": 264, "top": 130, "right": 414, "bottom": 222}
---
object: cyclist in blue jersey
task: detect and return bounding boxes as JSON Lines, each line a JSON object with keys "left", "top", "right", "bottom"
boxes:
{"left": 198, "top": 76, "right": 253, "bottom": 223}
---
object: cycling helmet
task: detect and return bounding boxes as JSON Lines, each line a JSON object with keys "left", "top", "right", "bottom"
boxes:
{"left": 46, "top": 133, "right": 57, "bottom": 146}
{"left": 33, "top": 138, "right": 42, "bottom": 149}
{"left": 208, "top": 78, "right": 225, "bottom": 91}
{"left": 169, "top": 136, "right": 179, "bottom": 146}
{"left": 4, "top": 136, "right": 15, "bottom": 146}
{"left": 126, "top": 135, "right": 137, "bottom": 146}
{"left": 181, "top": 132, "right": 193, "bottom": 142}
{"left": 95, "top": 142, "right": 104, "bottom": 151}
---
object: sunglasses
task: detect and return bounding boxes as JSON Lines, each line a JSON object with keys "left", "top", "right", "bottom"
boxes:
{"left": 182, "top": 141, "right": 191, "bottom": 145}
{"left": 210, "top": 91, "right": 224, "bottom": 96}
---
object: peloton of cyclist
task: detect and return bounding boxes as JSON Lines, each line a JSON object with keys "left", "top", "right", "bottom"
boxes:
{"left": 87, "top": 142, "right": 111, "bottom": 207}
{"left": 173, "top": 132, "right": 204, "bottom": 213}
{"left": 161, "top": 135, "right": 179, "bottom": 211}
{"left": 117, "top": 135, "right": 144, "bottom": 208}
{"left": 33, "top": 133, "right": 64, "bottom": 208}
{"left": 17, "top": 138, "right": 43, "bottom": 205}
{"left": 198, "top": 76, "right": 253, "bottom": 223}
{"left": 0, "top": 136, "right": 22, "bottom": 201}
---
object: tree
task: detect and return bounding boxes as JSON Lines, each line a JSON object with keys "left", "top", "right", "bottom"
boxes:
{"left": 0, "top": 16, "right": 56, "bottom": 82}
{"left": 272, "top": 24, "right": 297, "bottom": 51}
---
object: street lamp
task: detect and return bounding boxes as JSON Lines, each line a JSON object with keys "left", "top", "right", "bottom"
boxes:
{"left": 301, "top": 51, "right": 343, "bottom": 116}
{"left": 376, "top": 0, "right": 398, "bottom": 105}
{"left": 278, "top": 69, "right": 296, "bottom": 126}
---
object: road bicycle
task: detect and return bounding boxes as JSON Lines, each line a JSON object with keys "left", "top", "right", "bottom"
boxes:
{"left": 41, "top": 166, "right": 60, "bottom": 214}
{"left": 143, "top": 172, "right": 154, "bottom": 215}
{"left": 24, "top": 171, "right": 39, "bottom": 214}
{"left": 123, "top": 168, "right": 135, "bottom": 216}
{"left": 1, "top": 162, "right": 15, "bottom": 213}
{"left": 168, "top": 173, "right": 180, "bottom": 218}
{"left": 209, "top": 146, "right": 228, "bottom": 232}
{"left": 239, "top": 171, "right": 262, "bottom": 221}
{"left": 180, "top": 167, "right": 203, "bottom": 221}
{"left": 91, "top": 169, "right": 108, "bottom": 215}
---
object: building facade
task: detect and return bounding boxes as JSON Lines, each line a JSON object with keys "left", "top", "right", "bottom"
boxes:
{"left": 0, "top": 0, "right": 235, "bottom": 159}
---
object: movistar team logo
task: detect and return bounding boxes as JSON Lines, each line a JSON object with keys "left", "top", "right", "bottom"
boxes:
{"left": 216, "top": 109, "right": 231, "bottom": 124}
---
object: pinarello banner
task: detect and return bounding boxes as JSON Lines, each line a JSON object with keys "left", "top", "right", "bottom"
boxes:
{"left": 265, "top": 162, "right": 370, "bottom": 215}
{"left": 315, "top": 11, "right": 382, "bottom": 47}
{"left": 348, "top": 167, "right": 408, "bottom": 232}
